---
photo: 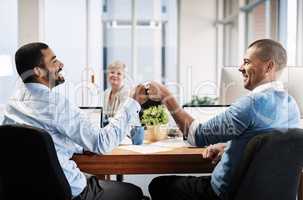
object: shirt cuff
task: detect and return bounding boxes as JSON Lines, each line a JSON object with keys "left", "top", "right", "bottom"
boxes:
{"left": 123, "top": 97, "right": 141, "bottom": 113}
{"left": 122, "top": 97, "right": 141, "bottom": 126}
{"left": 187, "top": 119, "right": 200, "bottom": 146}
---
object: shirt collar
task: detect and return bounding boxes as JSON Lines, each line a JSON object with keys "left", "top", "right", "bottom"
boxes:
{"left": 25, "top": 83, "right": 51, "bottom": 93}
{"left": 252, "top": 81, "right": 284, "bottom": 93}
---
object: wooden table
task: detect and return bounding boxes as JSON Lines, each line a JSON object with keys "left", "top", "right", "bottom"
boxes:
{"left": 73, "top": 145, "right": 303, "bottom": 200}
{"left": 73, "top": 146, "right": 213, "bottom": 177}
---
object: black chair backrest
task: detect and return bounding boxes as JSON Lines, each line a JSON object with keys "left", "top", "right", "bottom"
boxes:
{"left": 0, "top": 124, "right": 72, "bottom": 200}
{"left": 226, "top": 129, "right": 303, "bottom": 200}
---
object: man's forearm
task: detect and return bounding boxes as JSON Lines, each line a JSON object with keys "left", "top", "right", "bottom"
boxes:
{"left": 162, "top": 96, "right": 194, "bottom": 137}
{"left": 146, "top": 81, "right": 194, "bottom": 137}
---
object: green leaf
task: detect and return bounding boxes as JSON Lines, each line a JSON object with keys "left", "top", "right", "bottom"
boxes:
{"left": 141, "top": 105, "right": 169, "bottom": 126}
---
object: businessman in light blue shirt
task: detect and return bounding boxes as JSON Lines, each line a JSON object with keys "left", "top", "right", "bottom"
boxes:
{"left": 147, "top": 39, "right": 301, "bottom": 200}
{"left": 2, "top": 42, "right": 147, "bottom": 200}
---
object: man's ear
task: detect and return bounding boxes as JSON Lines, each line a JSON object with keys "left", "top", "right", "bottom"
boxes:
{"left": 33, "top": 67, "right": 42, "bottom": 77}
{"left": 266, "top": 60, "right": 274, "bottom": 73}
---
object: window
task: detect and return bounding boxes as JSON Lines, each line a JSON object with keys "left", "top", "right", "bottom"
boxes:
{"left": 244, "top": 0, "right": 279, "bottom": 45}
{"left": 220, "top": 0, "right": 279, "bottom": 67}
{"left": 297, "top": 0, "right": 303, "bottom": 66}
{"left": 279, "top": 0, "right": 302, "bottom": 66}
{"left": 101, "top": 0, "right": 177, "bottom": 90}
{"left": 223, "top": 0, "right": 239, "bottom": 67}
{"left": 286, "top": 0, "right": 297, "bottom": 66}
{"left": 247, "top": 1, "right": 267, "bottom": 42}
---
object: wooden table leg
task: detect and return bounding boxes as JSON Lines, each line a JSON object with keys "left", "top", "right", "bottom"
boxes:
{"left": 96, "top": 174, "right": 111, "bottom": 180}
{"left": 298, "top": 171, "right": 303, "bottom": 200}
{"left": 96, "top": 174, "right": 122, "bottom": 181}
{"left": 116, "top": 174, "right": 124, "bottom": 182}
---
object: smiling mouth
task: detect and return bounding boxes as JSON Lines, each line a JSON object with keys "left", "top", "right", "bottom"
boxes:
{"left": 242, "top": 74, "right": 248, "bottom": 81}
{"left": 57, "top": 69, "right": 65, "bottom": 80}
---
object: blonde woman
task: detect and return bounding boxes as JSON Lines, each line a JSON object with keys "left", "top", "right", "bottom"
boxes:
{"left": 103, "top": 61, "right": 130, "bottom": 119}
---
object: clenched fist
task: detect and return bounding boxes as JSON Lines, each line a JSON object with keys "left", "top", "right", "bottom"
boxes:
{"left": 145, "top": 81, "right": 171, "bottom": 103}
{"left": 131, "top": 84, "right": 148, "bottom": 105}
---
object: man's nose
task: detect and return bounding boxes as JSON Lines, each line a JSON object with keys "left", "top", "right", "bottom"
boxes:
{"left": 59, "top": 61, "right": 64, "bottom": 69}
{"left": 238, "top": 65, "right": 244, "bottom": 72}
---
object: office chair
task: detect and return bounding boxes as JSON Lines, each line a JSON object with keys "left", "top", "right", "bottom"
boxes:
{"left": 0, "top": 124, "right": 72, "bottom": 200}
{"left": 225, "top": 129, "right": 303, "bottom": 200}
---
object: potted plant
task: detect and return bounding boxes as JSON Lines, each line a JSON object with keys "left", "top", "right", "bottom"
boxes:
{"left": 183, "top": 95, "right": 218, "bottom": 107}
{"left": 141, "top": 105, "right": 169, "bottom": 142}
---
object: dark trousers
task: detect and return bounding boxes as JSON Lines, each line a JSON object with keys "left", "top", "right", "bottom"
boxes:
{"left": 148, "top": 175, "right": 220, "bottom": 200}
{"left": 74, "top": 176, "right": 144, "bottom": 200}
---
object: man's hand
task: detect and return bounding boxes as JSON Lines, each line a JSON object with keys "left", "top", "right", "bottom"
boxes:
{"left": 145, "top": 81, "right": 171, "bottom": 103}
{"left": 131, "top": 84, "right": 148, "bottom": 105}
{"left": 202, "top": 143, "right": 226, "bottom": 164}
{"left": 145, "top": 81, "right": 194, "bottom": 137}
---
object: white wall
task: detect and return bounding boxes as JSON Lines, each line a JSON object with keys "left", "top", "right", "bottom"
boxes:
{"left": 41, "top": 0, "right": 103, "bottom": 106}
{"left": 42, "top": 0, "right": 87, "bottom": 105}
{"left": 164, "top": 0, "right": 178, "bottom": 85}
{"left": 87, "top": 0, "right": 103, "bottom": 100}
{"left": 43, "top": 0, "right": 86, "bottom": 83}
{"left": 0, "top": 0, "right": 18, "bottom": 52}
{"left": 2, "top": 0, "right": 103, "bottom": 107}
{"left": 178, "top": 0, "right": 217, "bottom": 104}
{"left": 0, "top": 0, "right": 18, "bottom": 106}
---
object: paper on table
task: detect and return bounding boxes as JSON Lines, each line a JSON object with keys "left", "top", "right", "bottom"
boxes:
{"left": 151, "top": 137, "right": 191, "bottom": 148}
{"left": 118, "top": 144, "right": 172, "bottom": 154}
{"left": 117, "top": 137, "right": 191, "bottom": 154}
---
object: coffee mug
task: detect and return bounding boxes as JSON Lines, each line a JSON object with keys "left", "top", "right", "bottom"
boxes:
{"left": 130, "top": 126, "right": 144, "bottom": 145}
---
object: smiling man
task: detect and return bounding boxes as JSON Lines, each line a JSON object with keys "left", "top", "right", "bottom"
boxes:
{"left": 147, "top": 39, "right": 301, "bottom": 200}
{"left": 240, "top": 40, "right": 284, "bottom": 91}
{"left": 2, "top": 42, "right": 146, "bottom": 200}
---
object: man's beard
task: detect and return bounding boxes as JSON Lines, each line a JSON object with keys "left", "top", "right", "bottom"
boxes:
{"left": 46, "top": 69, "right": 65, "bottom": 87}
{"left": 55, "top": 77, "right": 65, "bottom": 86}
{"left": 55, "top": 73, "right": 65, "bottom": 86}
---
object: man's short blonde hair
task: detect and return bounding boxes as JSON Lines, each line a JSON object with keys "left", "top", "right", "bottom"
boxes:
{"left": 108, "top": 61, "right": 126, "bottom": 72}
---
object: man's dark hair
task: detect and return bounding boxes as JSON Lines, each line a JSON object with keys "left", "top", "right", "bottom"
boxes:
{"left": 248, "top": 39, "right": 287, "bottom": 71}
{"left": 15, "top": 42, "right": 49, "bottom": 83}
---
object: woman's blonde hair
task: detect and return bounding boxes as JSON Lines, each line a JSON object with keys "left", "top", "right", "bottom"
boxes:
{"left": 108, "top": 61, "right": 126, "bottom": 72}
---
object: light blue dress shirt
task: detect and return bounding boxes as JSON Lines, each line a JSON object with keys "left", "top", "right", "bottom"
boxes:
{"left": 187, "top": 82, "right": 301, "bottom": 198}
{"left": 2, "top": 83, "right": 141, "bottom": 197}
